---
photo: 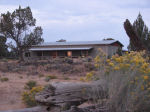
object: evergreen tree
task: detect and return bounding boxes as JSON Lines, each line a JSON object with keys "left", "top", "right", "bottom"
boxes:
{"left": 0, "top": 6, "right": 44, "bottom": 61}
{"left": 128, "top": 13, "right": 150, "bottom": 51}
{"left": 0, "top": 34, "right": 8, "bottom": 58}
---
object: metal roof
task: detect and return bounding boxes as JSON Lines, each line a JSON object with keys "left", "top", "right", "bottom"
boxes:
{"left": 33, "top": 40, "right": 123, "bottom": 46}
{"left": 29, "top": 47, "right": 93, "bottom": 51}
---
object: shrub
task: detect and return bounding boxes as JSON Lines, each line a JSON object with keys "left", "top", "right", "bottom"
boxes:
{"left": 45, "top": 75, "right": 57, "bottom": 82}
{"left": 1, "top": 58, "right": 8, "bottom": 62}
{"left": 0, "top": 77, "right": 9, "bottom": 82}
{"left": 25, "top": 80, "right": 37, "bottom": 90}
{"left": 80, "top": 71, "right": 96, "bottom": 82}
{"left": 80, "top": 77, "right": 85, "bottom": 81}
{"left": 22, "top": 86, "right": 43, "bottom": 107}
{"left": 95, "top": 50, "right": 150, "bottom": 112}
{"left": 63, "top": 57, "right": 73, "bottom": 64}
{"left": 63, "top": 76, "right": 70, "bottom": 80}
{"left": 38, "top": 74, "right": 44, "bottom": 78}
{"left": 84, "top": 62, "right": 95, "bottom": 71}
{"left": 19, "top": 76, "right": 23, "bottom": 79}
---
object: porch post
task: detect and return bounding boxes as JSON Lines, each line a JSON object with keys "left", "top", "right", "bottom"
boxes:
{"left": 56, "top": 51, "right": 58, "bottom": 57}
{"left": 42, "top": 51, "right": 43, "bottom": 59}
{"left": 86, "top": 50, "right": 88, "bottom": 56}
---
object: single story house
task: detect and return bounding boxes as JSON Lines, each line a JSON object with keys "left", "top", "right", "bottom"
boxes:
{"left": 24, "top": 39, "right": 123, "bottom": 60}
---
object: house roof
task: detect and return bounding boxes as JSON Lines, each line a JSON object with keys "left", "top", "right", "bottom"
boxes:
{"left": 29, "top": 47, "right": 93, "bottom": 51}
{"left": 33, "top": 40, "right": 123, "bottom": 47}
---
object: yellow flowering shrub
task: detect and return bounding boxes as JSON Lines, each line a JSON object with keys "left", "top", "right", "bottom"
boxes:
{"left": 94, "top": 50, "right": 150, "bottom": 112}
{"left": 94, "top": 48, "right": 107, "bottom": 70}
{"left": 80, "top": 71, "right": 98, "bottom": 82}
{"left": 22, "top": 86, "right": 43, "bottom": 107}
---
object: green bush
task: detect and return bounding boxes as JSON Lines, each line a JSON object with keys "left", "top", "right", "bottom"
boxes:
{"left": 63, "top": 76, "right": 70, "bottom": 80}
{"left": 45, "top": 75, "right": 57, "bottom": 82}
{"left": 0, "top": 77, "right": 9, "bottom": 82}
{"left": 38, "top": 74, "right": 44, "bottom": 78}
{"left": 19, "top": 76, "right": 23, "bottom": 79}
{"left": 25, "top": 80, "right": 37, "bottom": 90}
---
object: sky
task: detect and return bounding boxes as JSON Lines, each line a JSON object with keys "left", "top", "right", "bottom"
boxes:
{"left": 0, "top": 0, "right": 150, "bottom": 49}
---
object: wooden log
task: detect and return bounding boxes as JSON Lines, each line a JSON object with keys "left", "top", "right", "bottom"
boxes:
{"left": 35, "top": 81, "right": 107, "bottom": 111}
{"left": 0, "top": 81, "right": 107, "bottom": 112}
{"left": 0, "top": 106, "right": 48, "bottom": 112}
{"left": 62, "top": 105, "right": 109, "bottom": 112}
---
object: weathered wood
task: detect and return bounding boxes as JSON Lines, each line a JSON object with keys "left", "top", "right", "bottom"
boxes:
{"left": 35, "top": 81, "right": 107, "bottom": 111}
{"left": 0, "top": 106, "right": 47, "bottom": 112}
{"left": 0, "top": 81, "right": 107, "bottom": 112}
{"left": 62, "top": 105, "right": 108, "bottom": 112}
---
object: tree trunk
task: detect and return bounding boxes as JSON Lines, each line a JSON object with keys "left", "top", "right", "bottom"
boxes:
{"left": 19, "top": 49, "right": 24, "bottom": 62}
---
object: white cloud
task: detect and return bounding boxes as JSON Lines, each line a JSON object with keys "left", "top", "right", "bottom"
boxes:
{"left": 0, "top": 0, "right": 150, "bottom": 49}
{"left": 0, "top": 5, "right": 18, "bottom": 13}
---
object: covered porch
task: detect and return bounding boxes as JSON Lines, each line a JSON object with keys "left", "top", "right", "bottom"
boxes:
{"left": 25, "top": 47, "right": 92, "bottom": 60}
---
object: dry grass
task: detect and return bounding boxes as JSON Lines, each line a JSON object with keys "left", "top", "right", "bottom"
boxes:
{"left": 93, "top": 51, "right": 150, "bottom": 112}
{"left": 0, "top": 71, "right": 83, "bottom": 111}
{"left": 0, "top": 58, "right": 95, "bottom": 111}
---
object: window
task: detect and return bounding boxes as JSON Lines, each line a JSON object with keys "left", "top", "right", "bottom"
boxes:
{"left": 67, "top": 51, "right": 72, "bottom": 57}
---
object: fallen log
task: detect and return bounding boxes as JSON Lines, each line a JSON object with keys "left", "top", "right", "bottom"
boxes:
{"left": 0, "top": 106, "right": 47, "bottom": 112}
{"left": 35, "top": 81, "right": 107, "bottom": 111}
{"left": 62, "top": 105, "right": 109, "bottom": 112}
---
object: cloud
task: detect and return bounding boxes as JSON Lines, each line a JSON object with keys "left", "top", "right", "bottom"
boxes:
{"left": 0, "top": 0, "right": 150, "bottom": 49}
{"left": 0, "top": 5, "right": 18, "bottom": 13}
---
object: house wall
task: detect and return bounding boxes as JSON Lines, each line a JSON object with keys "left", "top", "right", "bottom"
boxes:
{"left": 107, "top": 46, "right": 120, "bottom": 57}
{"left": 90, "top": 45, "right": 109, "bottom": 57}
{"left": 72, "top": 51, "right": 81, "bottom": 57}
{"left": 24, "top": 44, "right": 121, "bottom": 60}
{"left": 90, "top": 45, "right": 120, "bottom": 58}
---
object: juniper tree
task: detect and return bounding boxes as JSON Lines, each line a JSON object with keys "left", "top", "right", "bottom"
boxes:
{"left": 0, "top": 6, "right": 44, "bottom": 61}
{"left": 0, "top": 34, "right": 8, "bottom": 58}
{"left": 127, "top": 13, "right": 150, "bottom": 51}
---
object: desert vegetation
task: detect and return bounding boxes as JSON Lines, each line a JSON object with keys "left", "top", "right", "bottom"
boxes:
{"left": 0, "top": 57, "right": 95, "bottom": 111}
{"left": 22, "top": 86, "right": 43, "bottom": 107}
{"left": 0, "top": 3, "right": 150, "bottom": 112}
{"left": 93, "top": 50, "right": 150, "bottom": 112}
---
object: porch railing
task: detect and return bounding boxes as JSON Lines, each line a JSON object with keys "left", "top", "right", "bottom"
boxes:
{"left": 24, "top": 55, "right": 84, "bottom": 60}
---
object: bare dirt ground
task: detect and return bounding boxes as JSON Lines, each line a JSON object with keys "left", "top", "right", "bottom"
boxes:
{"left": 0, "top": 72, "right": 82, "bottom": 111}
{"left": 0, "top": 58, "right": 95, "bottom": 111}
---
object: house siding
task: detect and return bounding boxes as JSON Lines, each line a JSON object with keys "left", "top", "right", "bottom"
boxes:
{"left": 24, "top": 40, "right": 123, "bottom": 60}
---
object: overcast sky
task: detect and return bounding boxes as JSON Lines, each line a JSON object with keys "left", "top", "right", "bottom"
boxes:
{"left": 0, "top": 0, "right": 150, "bottom": 49}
